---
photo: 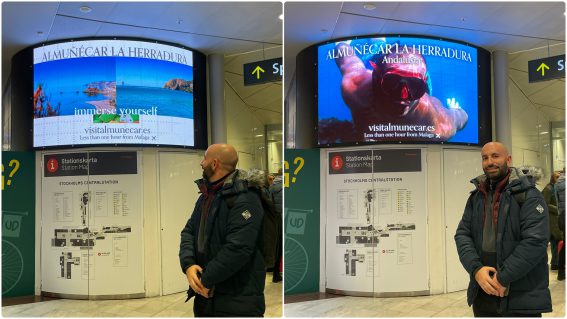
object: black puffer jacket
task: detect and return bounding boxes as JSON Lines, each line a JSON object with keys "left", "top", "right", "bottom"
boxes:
{"left": 179, "top": 169, "right": 266, "bottom": 316}
{"left": 455, "top": 167, "right": 552, "bottom": 314}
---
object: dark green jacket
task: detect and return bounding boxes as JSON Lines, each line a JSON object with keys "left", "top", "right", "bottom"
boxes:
{"left": 455, "top": 167, "right": 552, "bottom": 314}
{"left": 179, "top": 169, "right": 266, "bottom": 316}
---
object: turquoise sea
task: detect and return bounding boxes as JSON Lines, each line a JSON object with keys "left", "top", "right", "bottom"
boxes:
{"left": 39, "top": 91, "right": 104, "bottom": 116}
{"left": 116, "top": 86, "right": 193, "bottom": 119}
{"left": 38, "top": 86, "right": 193, "bottom": 119}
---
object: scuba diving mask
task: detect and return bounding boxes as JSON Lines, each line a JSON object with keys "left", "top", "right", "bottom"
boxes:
{"left": 380, "top": 73, "right": 428, "bottom": 101}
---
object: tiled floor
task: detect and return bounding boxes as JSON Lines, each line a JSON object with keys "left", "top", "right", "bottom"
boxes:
{"left": 2, "top": 274, "right": 282, "bottom": 317}
{"left": 3, "top": 267, "right": 565, "bottom": 318}
{"left": 285, "top": 270, "right": 565, "bottom": 317}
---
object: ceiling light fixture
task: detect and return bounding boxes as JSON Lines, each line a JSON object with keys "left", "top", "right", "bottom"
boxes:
{"left": 79, "top": 6, "right": 92, "bottom": 13}
{"left": 278, "top": 14, "right": 283, "bottom": 20}
{"left": 363, "top": 3, "right": 376, "bottom": 11}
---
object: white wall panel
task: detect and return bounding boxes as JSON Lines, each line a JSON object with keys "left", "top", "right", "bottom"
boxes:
{"left": 443, "top": 148, "right": 483, "bottom": 293}
{"left": 158, "top": 151, "right": 204, "bottom": 295}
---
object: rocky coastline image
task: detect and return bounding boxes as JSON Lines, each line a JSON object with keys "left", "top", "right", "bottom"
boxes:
{"left": 84, "top": 81, "right": 117, "bottom": 112}
{"left": 163, "top": 78, "right": 193, "bottom": 93}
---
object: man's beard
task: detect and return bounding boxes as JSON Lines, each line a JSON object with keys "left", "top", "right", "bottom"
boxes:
{"left": 202, "top": 164, "right": 214, "bottom": 181}
{"left": 484, "top": 163, "right": 508, "bottom": 181}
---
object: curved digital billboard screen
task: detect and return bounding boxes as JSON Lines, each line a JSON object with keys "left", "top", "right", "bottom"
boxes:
{"left": 33, "top": 39, "right": 199, "bottom": 147}
{"left": 317, "top": 36, "right": 490, "bottom": 146}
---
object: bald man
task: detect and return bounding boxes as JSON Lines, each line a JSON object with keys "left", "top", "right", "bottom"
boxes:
{"left": 179, "top": 144, "right": 266, "bottom": 317}
{"left": 455, "top": 142, "right": 552, "bottom": 317}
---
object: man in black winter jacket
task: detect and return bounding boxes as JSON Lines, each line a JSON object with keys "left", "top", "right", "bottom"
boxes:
{"left": 179, "top": 144, "right": 266, "bottom": 317}
{"left": 455, "top": 142, "right": 552, "bottom": 317}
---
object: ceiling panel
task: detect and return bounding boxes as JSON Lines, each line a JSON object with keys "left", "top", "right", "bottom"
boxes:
{"left": 284, "top": 2, "right": 343, "bottom": 43}
{"left": 47, "top": 15, "right": 108, "bottom": 40}
{"left": 390, "top": 2, "right": 457, "bottom": 26}
{"left": 56, "top": 2, "right": 118, "bottom": 20}
{"left": 341, "top": 2, "right": 401, "bottom": 19}
{"left": 430, "top": 2, "right": 504, "bottom": 30}
{"left": 105, "top": 2, "right": 170, "bottom": 26}
{"left": 331, "top": 13, "right": 388, "bottom": 39}
{"left": 374, "top": 20, "right": 432, "bottom": 36}
{"left": 91, "top": 21, "right": 155, "bottom": 40}
{"left": 148, "top": 2, "right": 282, "bottom": 45}
{"left": 477, "top": 3, "right": 564, "bottom": 40}
{"left": 514, "top": 4, "right": 565, "bottom": 40}
{"left": 2, "top": 2, "right": 59, "bottom": 46}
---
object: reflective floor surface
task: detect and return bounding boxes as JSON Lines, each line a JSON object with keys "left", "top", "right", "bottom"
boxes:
{"left": 284, "top": 267, "right": 565, "bottom": 317}
{"left": 2, "top": 274, "right": 282, "bottom": 317}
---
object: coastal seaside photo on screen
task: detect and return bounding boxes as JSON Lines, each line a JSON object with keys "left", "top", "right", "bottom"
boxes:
{"left": 33, "top": 39, "right": 195, "bottom": 147}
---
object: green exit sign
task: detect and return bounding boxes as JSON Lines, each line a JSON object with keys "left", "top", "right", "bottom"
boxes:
{"left": 528, "top": 55, "right": 565, "bottom": 83}
{"left": 243, "top": 58, "right": 282, "bottom": 86}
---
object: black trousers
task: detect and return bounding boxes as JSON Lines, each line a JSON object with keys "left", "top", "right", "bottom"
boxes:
{"left": 473, "top": 290, "right": 541, "bottom": 317}
{"left": 193, "top": 295, "right": 264, "bottom": 317}
{"left": 193, "top": 295, "right": 215, "bottom": 317}
{"left": 272, "top": 233, "right": 282, "bottom": 275}
{"left": 558, "top": 239, "right": 565, "bottom": 278}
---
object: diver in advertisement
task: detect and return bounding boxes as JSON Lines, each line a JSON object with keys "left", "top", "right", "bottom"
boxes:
{"left": 335, "top": 41, "right": 467, "bottom": 141}
{"left": 319, "top": 39, "right": 472, "bottom": 144}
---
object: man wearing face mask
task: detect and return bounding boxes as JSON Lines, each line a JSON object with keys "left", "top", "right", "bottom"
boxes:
{"left": 179, "top": 144, "right": 266, "bottom": 317}
{"left": 455, "top": 142, "right": 552, "bottom": 317}
{"left": 333, "top": 41, "right": 468, "bottom": 142}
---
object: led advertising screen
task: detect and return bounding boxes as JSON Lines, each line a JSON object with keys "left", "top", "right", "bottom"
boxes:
{"left": 33, "top": 39, "right": 196, "bottom": 147}
{"left": 318, "top": 36, "right": 481, "bottom": 145}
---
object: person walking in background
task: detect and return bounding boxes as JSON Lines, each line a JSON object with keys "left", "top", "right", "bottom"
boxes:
{"left": 555, "top": 169, "right": 565, "bottom": 281}
{"left": 179, "top": 144, "right": 266, "bottom": 317}
{"left": 269, "top": 169, "right": 283, "bottom": 283}
{"left": 455, "top": 142, "right": 552, "bottom": 317}
{"left": 262, "top": 173, "right": 275, "bottom": 202}
{"left": 259, "top": 170, "right": 280, "bottom": 281}
{"left": 543, "top": 171, "right": 562, "bottom": 271}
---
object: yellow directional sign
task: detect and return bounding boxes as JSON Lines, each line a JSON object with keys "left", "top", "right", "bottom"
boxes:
{"left": 528, "top": 55, "right": 565, "bottom": 83}
{"left": 536, "top": 63, "right": 549, "bottom": 76}
{"left": 243, "top": 58, "right": 283, "bottom": 86}
{"left": 252, "top": 66, "right": 265, "bottom": 79}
